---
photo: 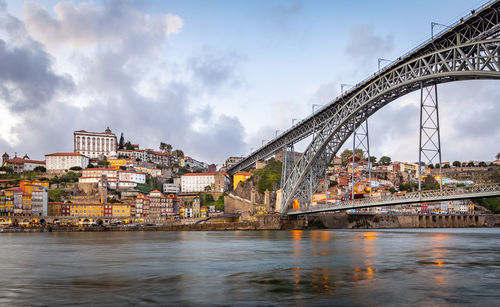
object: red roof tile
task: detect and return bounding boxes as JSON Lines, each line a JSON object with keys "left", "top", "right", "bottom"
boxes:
{"left": 45, "top": 152, "right": 86, "bottom": 157}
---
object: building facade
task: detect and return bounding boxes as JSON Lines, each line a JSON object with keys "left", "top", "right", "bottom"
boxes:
{"left": 45, "top": 153, "right": 89, "bottom": 171}
{"left": 74, "top": 127, "right": 117, "bottom": 159}
{"left": 181, "top": 172, "right": 230, "bottom": 193}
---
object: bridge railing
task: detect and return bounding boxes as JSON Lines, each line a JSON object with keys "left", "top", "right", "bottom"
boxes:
{"left": 292, "top": 183, "right": 500, "bottom": 214}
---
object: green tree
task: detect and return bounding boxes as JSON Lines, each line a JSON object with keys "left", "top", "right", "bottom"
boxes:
{"left": 496, "top": 152, "right": 500, "bottom": 160}
{"left": 119, "top": 166, "right": 127, "bottom": 170}
{"left": 69, "top": 166, "right": 82, "bottom": 171}
{"left": 340, "top": 149, "right": 352, "bottom": 166}
{"left": 369, "top": 156, "right": 377, "bottom": 163}
{"left": 49, "top": 189, "right": 65, "bottom": 202}
{"left": 118, "top": 133, "right": 125, "bottom": 149}
{"left": 428, "top": 164, "right": 434, "bottom": 169}
{"left": 452, "top": 161, "right": 461, "bottom": 167}
{"left": 87, "top": 163, "right": 94, "bottom": 168}
{"left": 467, "top": 161, "right": 475, "bottom": 167}
{"left": 33, "top": 166, "right": 46, "bottom": 173}
{"left": 435, "top": 163, "right": 440, "bottom": 169}
{"left": 379, "top": 156, "right": 391, "bottom": 166}
{"left": 204, "top": 185, "right": 212, "bottom": 191}
{"left": 124, "top": 141, "right": 135, "bottom": 150}
{"left": 253, "top": 158, "right": 282, "bottom": 193}
{"left": 174, "top": 149, "right": 184, "bottom": 158}
{"left": 166, "top": 144, "right": 173, "bottom": 151}
{"left": 0, "top": 166, "right": 14, "bottom": 173}
{"left": 478, "top": 161, "right": 487, "bottom": 167}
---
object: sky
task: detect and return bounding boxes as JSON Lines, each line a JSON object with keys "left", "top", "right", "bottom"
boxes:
{"left": 0, "top": 0, "right": 498, "bottom": 165}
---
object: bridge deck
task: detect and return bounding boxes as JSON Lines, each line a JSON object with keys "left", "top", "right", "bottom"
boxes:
{"left": 287, "top": 184, "right": 500, "bottom": 215}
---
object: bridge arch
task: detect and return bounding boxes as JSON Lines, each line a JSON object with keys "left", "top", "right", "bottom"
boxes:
{"left": 281, "top": 39, "right": 500, "bottom": 213}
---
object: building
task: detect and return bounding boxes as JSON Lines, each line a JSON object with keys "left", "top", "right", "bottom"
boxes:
{"left": 181, "top": 156, "right": 206, "bottom": 170}
{"left": 221, "top": 156, "right": 244, "bottom": 171}
{"left": 233, "top": 172, "right": 252, "bottom": 190}
{"left": 79, "top": 169, "right": 145, "bottom": 190}
{"left": 149, "top": 190, "right": 167, "bottom": 217}
{"left": 31, "top": 188, "right": 48, "bottom": 216}
{"left": 74, "top": 127, "right": 117, "bottom": 159}
{"left": 163, "top": 183, "right": 180, "bottom": 194}
{"left": 181, "top": 172, "right": 230, "bottom": 193}
{"left": 2, "top": 153, "right": 45, "bottom": 173}
{"left": 135, "top": 194, "right": 150, "bottom": 217}
{"left": 45, "top": 153, "right": 89, "bottom": 171}
{"left": 48, "top": 202, "right": 131, "bottom": 218}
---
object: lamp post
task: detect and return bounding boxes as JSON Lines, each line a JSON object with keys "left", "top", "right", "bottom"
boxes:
{"left": 378, "top": 58, "right": 391, "bottom": 72}
{"left": 431, "top": 22, "right": 452, "bottom": 39}
{"left": 341, "top": 83, "right": 354, "bottom": 94}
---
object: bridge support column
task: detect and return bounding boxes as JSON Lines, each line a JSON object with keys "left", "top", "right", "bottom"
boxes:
{"left": 418, "top": 82, "right": 443, "bottom": 192}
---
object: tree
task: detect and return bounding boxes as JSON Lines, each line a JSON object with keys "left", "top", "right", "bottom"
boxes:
{"left": 0, "top": 166, "right": 14, "bottom": 173}
{"left": 124, "top": 141, "right": 135, "bottom": 150}
{"left": 496, "top": 152, "right": 500, "bottom": 160}
{"left": 69, "top": 166, "right": 82, "bottom": 171}
{"left": 452, "top": 161, "right": 461, "bottom": 167}
{"left": 87, "top": 163, "right": 94, "bottom": 168}
{"left": 369, "top": 156, "right": 377, "bottom": 163}
{"left": 467, "top": 161, "right": 475, "bottom": 167}
{"left": 166, "top": 144, "right": 173, "bottom": 151}
{"left": 33, "top": 166, "right": 46, "bottom": 172}
{"left": 462, "top": 162, "right": 467, "bottom": 167}
{"left": 478, "top": 161, "right": 487, "bottom": 167}
{"left": 119, "top": 166, "right": 127, "bottom": 170}
{"left": 443, "top": 164, "right": 450, "bottom": 168}
{"left": 118, "top": 133, "right": 125, "bottom": 149}
{"left": 379, "top": 156, "right": 391, "bottom": 166}
{"left": 204, "top": 185, "right": 212, "bottom": 191}
{"left": 435, "top": 163, "right": 440, "bottom": 169}
{"left": 340, "top": 149, "right": 352, "bottom": 166}
{"left": 160, "top": 142, "right": 166, "bottom": 151}
{"left": 174, "top": 149, "right": 184, "bottom": 158}
{"left": 428, "top": 164, "right": 434, "bottom": 169}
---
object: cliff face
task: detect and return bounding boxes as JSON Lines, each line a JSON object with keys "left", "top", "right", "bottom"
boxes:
{"left": 233, "top": 176, "right": 278, "bottom": 206}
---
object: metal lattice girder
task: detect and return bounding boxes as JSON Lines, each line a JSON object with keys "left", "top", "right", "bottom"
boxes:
{"left": 228, "top": 1, "right": 500, "bottom": 175}
{"left": 288, "top": 183, "right": 500, "bottom": 215}
{"left": 281, "top": 39, "right": 500, "bottom": 214}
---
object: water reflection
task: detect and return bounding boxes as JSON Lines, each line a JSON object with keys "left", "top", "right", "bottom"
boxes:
{"left": 0, "top": 229, "right": 498, "bottom": 306}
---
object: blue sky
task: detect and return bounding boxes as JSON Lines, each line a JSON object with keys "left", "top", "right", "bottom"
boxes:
{"left": 0, "top": 0, "right": 498, "bottom": 164}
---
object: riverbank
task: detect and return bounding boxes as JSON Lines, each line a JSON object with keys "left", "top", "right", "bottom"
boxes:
{"left": 1, "top": 213, "right": 499, "bottom": 232}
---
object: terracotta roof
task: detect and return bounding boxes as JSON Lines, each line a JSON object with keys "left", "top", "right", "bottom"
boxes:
{"left": 235, "top": 172, "right": 252, "bottom": 176}
{"left": 150, "top": 190, "right": 161, "bottom": 193}
{"left": 46, "top": 152, "right": 86, "bottom": 157}
{"left": 182, "top": 172, "right": 228, "bottom": 176}
{"left": 83, "top": 168, "right": 116, "bottom": 171}
{"left": 6, "top": 157, "right": 45, "bottom": 164}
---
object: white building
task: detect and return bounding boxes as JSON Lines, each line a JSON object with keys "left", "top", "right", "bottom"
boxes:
{"left": 163, "top": 183, "right": 180, "bottom": 194}
{"left": 31, "top": 188, "right": 48, "bottom": 216}
{"left": 180, "top": 172, "right": 230, "bottom": 193}
{"left": 45, "top": 153, "right": 89, "bottom": 171}
{"left": 79, "top": 168, "right": 145, "bottom": 190}
{"left": 74, "top": 127, "right": 117, "bottom": 159}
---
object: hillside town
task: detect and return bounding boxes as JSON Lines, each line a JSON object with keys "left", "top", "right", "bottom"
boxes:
{"left": 0, "top": 127, "right": 499, "bottom": 227}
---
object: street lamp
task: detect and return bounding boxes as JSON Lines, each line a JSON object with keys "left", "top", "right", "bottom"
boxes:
{"left": 431, "top": 22, "right": 452, "bottom": 39}
{"left": 378, "top": 58, "right": 391, "bottom": 72}
{"left": 341, "top": 84, "right": 354, "bottom": 94}
{"left": 312, "top": 104, "right": 323, "bottom": 113}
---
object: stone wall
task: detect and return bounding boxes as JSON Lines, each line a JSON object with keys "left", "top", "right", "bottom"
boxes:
{"left": 282, "top": 213, "right": 500, "bottom": 229}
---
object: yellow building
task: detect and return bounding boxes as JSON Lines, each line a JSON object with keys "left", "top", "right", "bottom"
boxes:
{"left": 48, "top": 203, "right": 62, "bottom": 216}
{"left": 233, "top": 172, "right": 252, "bottom": 190}
{"left": 108, "top": 158, "right": 127, "bottom": 169}
{"left": 112, "top": 203, "right": 131, "bottom": 217}
{"left": 70, "top": 204, "right": 104, "bottom": 217}
{"left": 20, "top": 180, "right": 49, "bottom": 194}
{"left": 22, "top": 193, "right": 32, "bottom": 215}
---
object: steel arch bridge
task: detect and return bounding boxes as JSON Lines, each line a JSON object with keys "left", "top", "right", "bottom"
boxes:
{"left": 228, "top": 1, "right": 500, "bottom": 215}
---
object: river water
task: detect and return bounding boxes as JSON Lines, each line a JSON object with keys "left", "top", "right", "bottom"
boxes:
{"left": 0, "top": 228, "right": 499, "bottom": 306}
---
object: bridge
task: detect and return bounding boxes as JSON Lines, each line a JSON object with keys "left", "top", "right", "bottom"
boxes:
{"left": 228, "top": 1, "right": 500, "bottom": 215}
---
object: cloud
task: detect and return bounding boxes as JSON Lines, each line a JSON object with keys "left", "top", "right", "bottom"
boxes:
{"left": 0, "top": 4, "right": 74, "bottom": 113}
{"left": 345, "top": 24, "right": 393, "bottom": 64}
{"left": 22, "top": 1, "right": 183, "bottom": 53}
{"left": 0, "top": 1, "right": 247, "bottom": 163}
{"left": 189, "top": 50, "right": 243, "bottom": 90}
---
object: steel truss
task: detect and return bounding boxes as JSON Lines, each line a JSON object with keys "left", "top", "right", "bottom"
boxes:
{"left": 350, "top": 119, "right": 372, "bottom": 203}
{"left": 228, "top": 1, "right": 500, "bottom": 175}
{"left": 281, "top": 39, "right": 500, "bottom": 214}
{"left": 419, "top": 83, "right": 442, "bottom": 191}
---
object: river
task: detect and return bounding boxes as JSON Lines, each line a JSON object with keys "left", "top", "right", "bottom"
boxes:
{"left": 0, "top": 228, "right": 499, "bottom": 306}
